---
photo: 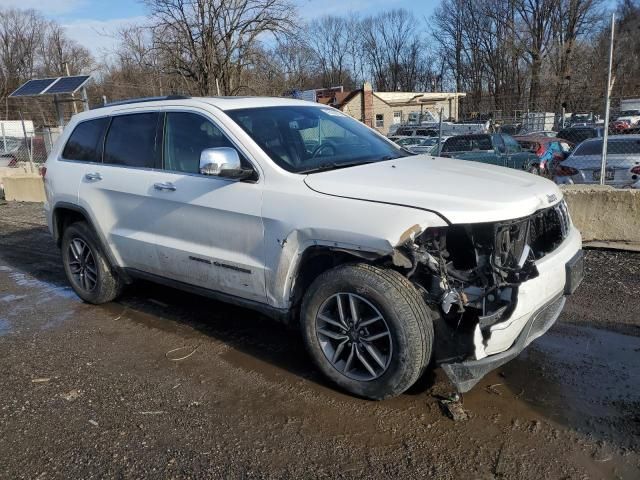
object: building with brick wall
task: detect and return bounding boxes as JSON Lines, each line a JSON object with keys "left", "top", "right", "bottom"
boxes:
{"left": 318, "top": 82, "right": 466, "bottom": 135}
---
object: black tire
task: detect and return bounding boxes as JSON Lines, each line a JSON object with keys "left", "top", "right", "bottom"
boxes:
{"left": 300, "top": 263, "right": 434, "bottom": 400}
{"left": 61, "top": 221, "right": 123, "bottom": 304}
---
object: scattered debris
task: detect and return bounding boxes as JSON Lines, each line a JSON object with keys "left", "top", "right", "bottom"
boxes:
{"left": 166, "top": 344, "right": 201, "bottom": 361}
{"left": 485, "top": 383, "right": 503, "bottom": 395}
{"left": 529, "top": 420, "right": 541, "bottom": 433}
{"left": 31, "top": 378, "right": 51, "bottom": 383}
{"left": 88, "top": 419, "right": 99, "bottom": 427}
{"left": 113, "top": 307, "right": 128, "bottom": 322}
{"left": 138, "top": 411, "right": 166, "bottom": 415}
{"left": 60, "top": 389, "right": 82, "bottom": 401}
{"left": 437, "top": 393, "right": 469, "bottom": 422}
{"left": 493, "top": 442, "right": 506, "bottom": 477}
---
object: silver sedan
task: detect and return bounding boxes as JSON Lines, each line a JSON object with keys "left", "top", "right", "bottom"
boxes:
{"left": 554, "top": 135, "right": 640, "bottom": 188}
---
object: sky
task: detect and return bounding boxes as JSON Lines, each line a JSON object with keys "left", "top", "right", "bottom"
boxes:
{"left": 0, "top": 0, "right": 439, "bottom": 58}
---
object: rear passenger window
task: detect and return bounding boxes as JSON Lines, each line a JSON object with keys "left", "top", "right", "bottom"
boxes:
{"left": 62, "top": 118, "right": 109, "bottom": 162}
{"left": 163, "top": 112, "right": 236, "bottom": 174}
{"left": 103, "top": 113, "right": 161, "bottom": 168}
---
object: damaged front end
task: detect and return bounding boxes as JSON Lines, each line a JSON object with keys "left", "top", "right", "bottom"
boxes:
{"left": 396, "top": 201, "right": 572, "bottom": 392}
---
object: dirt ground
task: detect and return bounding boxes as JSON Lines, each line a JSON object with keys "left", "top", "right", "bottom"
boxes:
{"left": 0, "top": 201, "right": 639, "bottom": 479}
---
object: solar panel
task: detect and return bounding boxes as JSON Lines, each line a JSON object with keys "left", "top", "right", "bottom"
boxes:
{"left": 44, "top": 75, "right": 91, "bottom": 95}
{"left": 9, "top": 78, "right": 58, "bottom": 97}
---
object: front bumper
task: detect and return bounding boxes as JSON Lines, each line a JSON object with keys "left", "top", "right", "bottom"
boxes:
{"left": 442, "top": 293, "right": 566, "bottom": 392}
{"left": 442, "top": 225, "right": 584, "bottom": 392}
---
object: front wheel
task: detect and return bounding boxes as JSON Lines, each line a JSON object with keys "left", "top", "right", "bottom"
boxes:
{"left": 300, "top": 263, "right": 434, "bottom": 400}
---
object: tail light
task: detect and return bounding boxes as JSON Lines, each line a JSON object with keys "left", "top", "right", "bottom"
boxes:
{"left": 631, "top": 166, "right": 640, "bottom": 175}
{"left": 556, "top": 165, "right": 579, "bottom": 176}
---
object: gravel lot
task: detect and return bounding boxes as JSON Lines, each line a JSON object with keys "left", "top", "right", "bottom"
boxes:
{"left": 0, "top": 201, "right": 639, "bottom": 479}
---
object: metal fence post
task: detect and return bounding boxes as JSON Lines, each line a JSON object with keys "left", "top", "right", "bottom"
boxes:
{"left": 437, "top": 107, "right": 444, "bottom": 156}
{"left": 600, "top": 13, "right": 615, "bottom": 186}
{"left": 18, "top": 111, "right": 34, "bottom": 173}
{"left": 1, "top": 124, "right": 5, "bottom": 153}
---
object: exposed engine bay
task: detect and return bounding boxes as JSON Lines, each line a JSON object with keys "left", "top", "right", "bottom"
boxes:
{"left": 395, "top": 201, "right": 571, "bottom": 363}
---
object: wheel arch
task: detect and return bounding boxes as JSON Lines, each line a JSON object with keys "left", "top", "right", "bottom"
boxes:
{"left": 288, "top": 245, "right": 388, "bottom": 323}
{"left": 52, "top": 201, "right": 131, "bottom": 283}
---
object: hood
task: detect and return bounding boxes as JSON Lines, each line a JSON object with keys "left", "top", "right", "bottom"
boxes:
{"left": 303, "top": 155, "right": 562, "bottom": 224}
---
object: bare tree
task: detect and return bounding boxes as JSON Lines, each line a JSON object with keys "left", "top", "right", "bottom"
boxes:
{"left": 40, "top": 23, "right": 94, "bottom": 76}
{"left": 0, "top": 8, "right": 48, "bottom": 97}
{"left": 550, "top": 0, "right": 604, "bottom": 109}
{"left": 360, "top": 9, "right": 427, "bottom": 91}
{"left": 144, "top": 0, "right": 296, "bottom": 95}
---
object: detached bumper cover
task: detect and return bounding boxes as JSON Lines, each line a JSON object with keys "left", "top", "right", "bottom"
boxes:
{"left": 442, "top": 294, "right": 566, "bottom": 393}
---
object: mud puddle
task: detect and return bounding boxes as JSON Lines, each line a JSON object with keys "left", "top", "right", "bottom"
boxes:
{"left": 498, "top": 323, "right": 640, "bottom": 448}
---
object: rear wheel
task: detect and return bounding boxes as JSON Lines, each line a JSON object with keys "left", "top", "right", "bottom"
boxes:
{"left": 61, "top": 222, "right": 123, "bottom": 304}
{"left": 300, "top": 263, "right": 434, "bottom": 400}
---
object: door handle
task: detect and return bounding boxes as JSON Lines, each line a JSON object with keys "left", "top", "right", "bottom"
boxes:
{"left": 85, "top": 172, "right": 102, "bottom": 181}
{"left": 154, "top": 182, "right": 176, "bottom": 192}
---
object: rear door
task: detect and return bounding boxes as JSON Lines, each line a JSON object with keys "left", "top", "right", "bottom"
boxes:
{"left": 77, "top": 110, "right": 170, "bottom": 275}
{"left": 53, "top": 117, "right": 110, "bottom": 209}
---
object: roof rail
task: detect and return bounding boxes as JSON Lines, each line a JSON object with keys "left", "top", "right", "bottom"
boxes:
{"left": 93, "top": 95, "right": 191, "bottom": 109}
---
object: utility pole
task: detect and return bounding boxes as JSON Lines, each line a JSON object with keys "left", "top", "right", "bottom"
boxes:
{"left": 64, "top": 62, "right": 79, "bottom": 115}
{"left": 600, "top": 13, "right": 615, "bottom": 186}
{"left": 437, "top": 107, "right": 444, "bottom": 156}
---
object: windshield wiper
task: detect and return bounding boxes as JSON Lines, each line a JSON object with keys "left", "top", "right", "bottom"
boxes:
{"left": 299, "top": 160, "right": 376, "bottom": 174}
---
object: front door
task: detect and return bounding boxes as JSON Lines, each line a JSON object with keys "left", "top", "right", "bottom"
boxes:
{"left": 149, "top": 110, "right": 266, "bottom": 302}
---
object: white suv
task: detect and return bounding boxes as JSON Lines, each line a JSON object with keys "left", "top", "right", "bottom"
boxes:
{"left": 43, "top": 96, "right": 584, "bottom": 399}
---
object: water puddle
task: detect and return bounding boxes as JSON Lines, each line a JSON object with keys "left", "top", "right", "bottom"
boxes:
{"left": 7, "top": 271, "right": 78, "bottom": 301}
{"left": 501, "top": 323, "right": 640, "bottom": 447}
{"left": 0, "top": 294, "right": 27, "bottom": 302}
{"left": 0, "top": 317, "right": 11, "bottom": 336}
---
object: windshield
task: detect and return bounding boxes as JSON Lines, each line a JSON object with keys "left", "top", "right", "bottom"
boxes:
{"left": 226, "top": 106, "right": 409, "bottom": 173}
{"left": 573, "top": 138, "right": 640, "bottom": 156}
{"left": 619, "top": 110, "right": 640, "bottom": 117}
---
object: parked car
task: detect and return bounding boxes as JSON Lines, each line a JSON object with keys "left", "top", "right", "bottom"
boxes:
{"left": 514, "top": 136, "right": 574, "bottom": 176}
{"left": 497, "top": 123, "right": 522, "bottom": 135}
{"left": 568, "top": 112, "right": 598, "bottom": 127}
{"left": 0, "top": 136, "right": 47, "bottom": 165}
{"left": 554, "top": 135, "right": 640, "bottom": 188}
{"left": 0, "top": 137, "right": 24, "bottom": 167}
{"left": 610, "top": 109, "right": 640, "bottom": 134}
{"left": 409, "top": 136, "right": 452, "bottom": 155}
{"left": 393, "top": 135, "right": 434, "bottom": 148}
{"left": 43, "top": 96, "right": 583, "bottom": 399}
{"left": 394, "top": 126, "right": 439, "bottom": 137}
{"left": 524, "top": 130, "right": 557, "bottom": 138}
{"left": 557, "top": 126, "right": 604, "bottom": 144}
{"left": 439, "top": 133, "right": 540, "bottom": 173}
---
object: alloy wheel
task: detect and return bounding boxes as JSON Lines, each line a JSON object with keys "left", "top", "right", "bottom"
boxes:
{"left": 315, "top": 293, "right": 393, "bottom": 381}
{"left": 67, "top": 238, "right": 98, "bottom": 292}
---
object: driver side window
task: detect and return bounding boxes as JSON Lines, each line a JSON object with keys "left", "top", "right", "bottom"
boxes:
{"left": 163, "top": 112, "right": 240, "bottom": 174}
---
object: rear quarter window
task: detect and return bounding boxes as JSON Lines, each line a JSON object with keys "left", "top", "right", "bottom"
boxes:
{"left": 62, "top": 117, "right": 110, "bottom": 162}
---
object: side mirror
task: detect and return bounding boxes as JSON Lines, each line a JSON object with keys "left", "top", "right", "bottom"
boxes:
{"left": 199, "top": 147, "right": 253, "bottom": 179}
